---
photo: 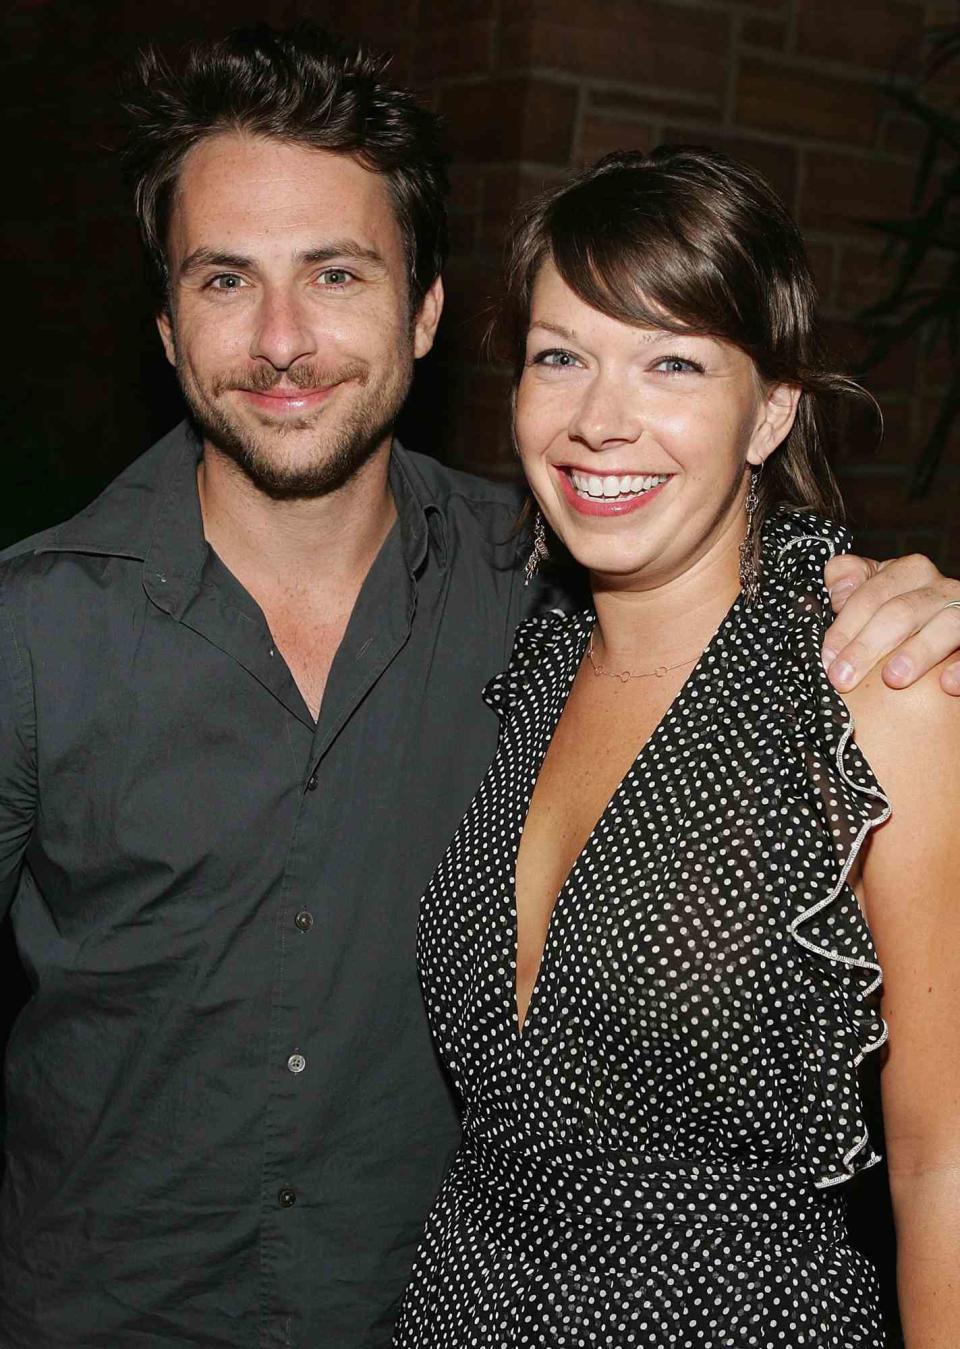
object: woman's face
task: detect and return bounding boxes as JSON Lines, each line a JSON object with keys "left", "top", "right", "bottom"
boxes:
{"left": 515, "top": 259, "right": 797, "bottom": 591}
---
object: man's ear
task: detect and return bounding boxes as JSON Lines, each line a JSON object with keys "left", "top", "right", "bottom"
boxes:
{"left": 156, "top": 307, "right": 177, "bottom": 368}
{"left": 747, "top": 383, "right": 801, "bottom": 467}
{"left": 413, "top": 275, "right": 444, "bottom": 360}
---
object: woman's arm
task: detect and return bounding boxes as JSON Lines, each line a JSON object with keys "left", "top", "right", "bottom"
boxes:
{"left": 847, "top": 668, "right": 960, "bottom": 1348}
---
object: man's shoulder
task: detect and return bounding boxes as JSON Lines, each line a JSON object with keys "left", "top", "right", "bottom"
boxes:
{"left": 394, "top": 445, "right": 523, "bottom": 518}
{"left": 1, "top": 425, "right": 190, "bottom": 576}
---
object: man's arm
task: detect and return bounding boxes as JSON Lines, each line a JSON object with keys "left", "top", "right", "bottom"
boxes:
{"left": 822, "top": 552, "right": 960, "bottom": 695}
{"left": 0, "top": 580, "right": 37, "bottom": 914}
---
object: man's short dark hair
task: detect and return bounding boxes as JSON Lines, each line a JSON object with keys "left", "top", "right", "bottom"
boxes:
{"left": 121, "top": 22, "right": 449, "bottom": 308}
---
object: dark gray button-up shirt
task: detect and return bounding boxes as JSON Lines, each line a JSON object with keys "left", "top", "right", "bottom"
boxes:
{"left": 0, "top": 423, "right": 544, "bottom": 1348}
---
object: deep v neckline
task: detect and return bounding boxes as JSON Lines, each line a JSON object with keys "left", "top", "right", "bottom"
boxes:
{"left": 510, "top": 598, "right": 742, "bottom": 1042}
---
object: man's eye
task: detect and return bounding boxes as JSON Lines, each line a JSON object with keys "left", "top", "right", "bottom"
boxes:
{"left": 208, "top": 274, "right": 245, "bottom": 292}
{"left": 318, "top": 268, "right": 355, "bottom": 287}
{"left": 653, "top": 355, "right": 703, "bottom": 374}
{"left": 532, "top": 349, "right": 579, "bottom": 368}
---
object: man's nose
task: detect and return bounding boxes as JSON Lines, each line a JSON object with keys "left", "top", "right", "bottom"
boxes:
{"left": 568, "top": 376, "right": 643, "bottom": 452}
{"left": 249, "top": 286, "right": 318, "bottom": 370}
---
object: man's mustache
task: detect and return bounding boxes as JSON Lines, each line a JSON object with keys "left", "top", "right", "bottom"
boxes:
{"left": 212, "top": 361, "right": 369, "bottom": 395}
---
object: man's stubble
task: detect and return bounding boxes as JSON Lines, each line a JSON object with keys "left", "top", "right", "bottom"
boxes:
{"left": 175, "top": 344, "right": 415, "bottom": 501}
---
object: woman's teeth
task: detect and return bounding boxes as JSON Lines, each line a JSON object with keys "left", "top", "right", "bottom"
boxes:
{"left": 569, "top": 471, "right": 669, "bottom": 500}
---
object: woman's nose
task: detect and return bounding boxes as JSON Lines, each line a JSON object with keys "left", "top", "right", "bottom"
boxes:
{"left": 567, "top": 379, "right": 643, "bottom": 452}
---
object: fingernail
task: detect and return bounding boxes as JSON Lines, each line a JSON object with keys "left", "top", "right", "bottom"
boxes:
{"left": 885, "top": 654, "right": 913, "bottom": 683}
{"left": 829, "top": 581, "right": 855, "bottom": 609}
{"left": 830, "top": 659, "right": 854, "bottom": 689}
{"left": 943, "top": 667, "right": 960, "bottom": 696}
{"left": 821, "top": 645, "right": 837, "bottom": 672}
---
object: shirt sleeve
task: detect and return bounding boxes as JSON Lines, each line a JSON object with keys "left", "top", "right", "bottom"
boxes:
{"left": 0, "top": 577, "right": 37, "bottom": 917}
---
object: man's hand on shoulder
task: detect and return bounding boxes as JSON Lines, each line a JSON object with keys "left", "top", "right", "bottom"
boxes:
{"left": 821, "top": 551, "right": 960, "bottom": 696}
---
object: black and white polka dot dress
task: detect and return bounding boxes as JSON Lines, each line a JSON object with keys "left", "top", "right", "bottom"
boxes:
{"left": 395, "top": 511, "right": 889, "bottom": 1348}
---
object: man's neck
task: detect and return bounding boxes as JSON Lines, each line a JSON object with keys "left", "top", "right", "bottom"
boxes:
{"left": 196, "top": 441, "right": 398, "bottom": 599}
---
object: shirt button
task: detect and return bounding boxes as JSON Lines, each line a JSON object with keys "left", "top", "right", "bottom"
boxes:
{"left": 305, "top": 773, "right": 319, "bottom": 792}
{"left": 294, "top": 910, "right": 314, "bottom": 932}
{"left": 287, "top": 1052, "right": 306, "bottom": 1074}
{"left": 277, "top": 1186, "right": 297, "bottom": 1209}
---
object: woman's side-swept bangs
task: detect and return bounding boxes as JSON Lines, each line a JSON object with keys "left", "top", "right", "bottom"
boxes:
{"left": 545, "top": 166, "right": 757, "bottom": 358}
{"left": 499, "top": 145, "right": 868, "bottom": 552}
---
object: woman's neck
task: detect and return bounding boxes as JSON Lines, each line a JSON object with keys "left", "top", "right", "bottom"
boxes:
{"left": 589, "top": 527, "right": 744, "bottom": 671}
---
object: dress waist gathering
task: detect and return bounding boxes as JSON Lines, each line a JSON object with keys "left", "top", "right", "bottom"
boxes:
{"left": 458, "top": 1120, "right": 844, "bottom": 1237}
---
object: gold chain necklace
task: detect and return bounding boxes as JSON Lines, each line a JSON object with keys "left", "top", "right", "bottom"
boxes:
{"left": 586, "top": 633, "right": 702, "bottom": 684}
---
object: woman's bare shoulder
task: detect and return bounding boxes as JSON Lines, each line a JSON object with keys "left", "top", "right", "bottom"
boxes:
{"left": 842, "top": 659, "right": 960, "bottom": 803}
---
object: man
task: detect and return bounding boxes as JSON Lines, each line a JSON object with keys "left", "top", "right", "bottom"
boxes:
{"left": 1, "top": 23, "right": 958, "bottom": 1349}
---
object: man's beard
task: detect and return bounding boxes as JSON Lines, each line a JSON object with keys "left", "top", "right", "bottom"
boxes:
{"left": 178, "top": 354, "right": 413, "bottom": 501}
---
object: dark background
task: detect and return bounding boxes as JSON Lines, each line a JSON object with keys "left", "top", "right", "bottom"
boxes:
{"left": 6, "top": 1, "right": 960, "bottom": 1342}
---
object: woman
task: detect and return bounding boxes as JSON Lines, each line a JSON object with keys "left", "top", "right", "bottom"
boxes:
{"left": 394, "top": 148, "right": 960, "bottom": 1347}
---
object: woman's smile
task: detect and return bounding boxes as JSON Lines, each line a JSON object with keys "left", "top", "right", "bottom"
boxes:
{"left": 555, "top": 465, "right": 673, "bottom": 515}
{"left": 515, "top": 259, "right": 792, "bottom": 587}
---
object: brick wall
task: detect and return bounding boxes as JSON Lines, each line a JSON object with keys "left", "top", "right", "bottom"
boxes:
{"left": 421, "top": 0, "right": 960, "bottom": 570}
{"left": 0, "top": 2, "right": 940, "bottom": 1332}
{"left": 3, "top": 0, "right": 958, "bottom": 568}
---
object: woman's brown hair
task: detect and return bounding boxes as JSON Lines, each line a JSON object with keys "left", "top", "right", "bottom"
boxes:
{"left": 498, "top": 147, "right": 870, "bottom": 565}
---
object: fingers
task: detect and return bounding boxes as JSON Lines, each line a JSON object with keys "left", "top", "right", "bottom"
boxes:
{"left": 822, "top": 554, "right": 935, "bottom": 663}
{"left": 943, "top": 659, "right": 960, "bottom": 696}
{"left": 823, "top": 581, "right": 960, "bottom": 692}
{"left": 823, "top": 554, "right": 876, "bottom": 614}
{"left": 821, "top": 553, "right": 944, "bottom": 683}
{"left": 823, "top": 590, "right": 936, "bottom": 690}
{"left": 875, "top": 601, "right": 960, "bottom": 691}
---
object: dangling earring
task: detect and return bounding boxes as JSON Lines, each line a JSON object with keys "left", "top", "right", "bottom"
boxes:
{"left": 524, "top": 511, "right": 549, "bottom": 586}
{"left": 738, "top": 465, "right": 762, "bottom": 605}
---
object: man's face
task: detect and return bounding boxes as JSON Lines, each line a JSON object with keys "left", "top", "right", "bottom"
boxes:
{"left": 158, "top": 133, "right": 442, "bottom": 498}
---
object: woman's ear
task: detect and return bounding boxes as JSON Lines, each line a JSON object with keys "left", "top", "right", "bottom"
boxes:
{"left": 747, "top": 383, "right": 801, "bottom": 466}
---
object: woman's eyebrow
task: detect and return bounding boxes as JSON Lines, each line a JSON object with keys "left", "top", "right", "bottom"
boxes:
{"left": 528, "top": 318, "right": 692, "bottom": 346}
{"left": 528, "top": 319, "right": 579, "bottom": 341}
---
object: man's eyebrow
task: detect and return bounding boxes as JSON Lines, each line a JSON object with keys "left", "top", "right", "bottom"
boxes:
{"left": 298, "top": 242, "right": 387, "bottom": 268}
{"left": 179, "top": 248, "right": 252, "bottom": 277}
{"left": 178, "top": 241, "right": 388, "bottom": 278}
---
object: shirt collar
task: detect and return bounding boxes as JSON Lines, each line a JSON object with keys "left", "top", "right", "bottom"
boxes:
{"left": 388, "top": 442, "right": 447, "bottom": 577}
{"left": 33, "top": 422, "right": 447, "bottom": 610}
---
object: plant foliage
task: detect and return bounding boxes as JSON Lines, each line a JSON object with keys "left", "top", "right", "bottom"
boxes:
{"left": 860, "top": 25, "right": 960, "bottom": 496}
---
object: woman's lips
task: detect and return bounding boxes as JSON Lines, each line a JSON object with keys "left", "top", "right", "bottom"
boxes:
{"left": 555, "top": 466, "right": 671, "bottom": 516}
{"left": 239, "top": 385, "right": 338, "bottom": 415}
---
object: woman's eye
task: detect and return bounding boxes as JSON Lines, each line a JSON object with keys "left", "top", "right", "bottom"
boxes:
{"left": 532, "top": 348, "right": 580, "bottom": 368}
{"left": 654, "top": 355, "right": 703, "bottom": 374}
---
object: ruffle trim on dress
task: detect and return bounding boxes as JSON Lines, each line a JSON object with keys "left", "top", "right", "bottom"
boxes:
{"left": 482, "top": 610, "right": 580, "bottom": 719}
{"left": 485, "top": 513, "right": 892, "bottom": 1191}
{"left": 769, "top": 521, "right": 892, "bottom": 1188}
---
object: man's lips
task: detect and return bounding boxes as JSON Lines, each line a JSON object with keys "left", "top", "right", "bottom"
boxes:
{"left": 237, "top": 384, "right": 340, "bottom": 415}
{"left": 554, "top": 466, "right": 672, "bottom": 516}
